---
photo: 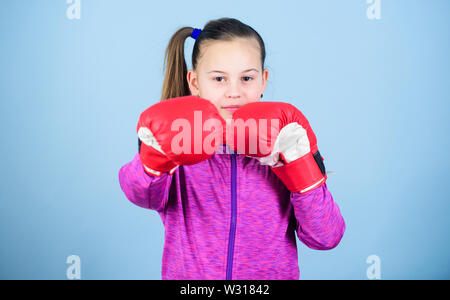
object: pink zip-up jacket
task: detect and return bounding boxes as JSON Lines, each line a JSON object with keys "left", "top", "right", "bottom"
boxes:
{"left": 118, "top": 144, "right": 345, "bottom": 280}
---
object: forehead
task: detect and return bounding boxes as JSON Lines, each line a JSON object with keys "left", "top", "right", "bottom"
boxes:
{"left": 198, "top": 38, "right": 261, "bottom": 73}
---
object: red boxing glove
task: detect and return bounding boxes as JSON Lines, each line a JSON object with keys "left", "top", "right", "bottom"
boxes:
{"left": 137, "top": 96, "right": 225, "bottom": 176}
{"left": 228, "top": 101, "right": 327, "bottom": 193}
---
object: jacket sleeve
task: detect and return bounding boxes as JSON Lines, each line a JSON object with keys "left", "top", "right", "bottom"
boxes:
{"left": 118, "top": 152, "right": 173, "bottom": 212}
{"left": 290, "top": 183, "right": 345, "bottom": 250}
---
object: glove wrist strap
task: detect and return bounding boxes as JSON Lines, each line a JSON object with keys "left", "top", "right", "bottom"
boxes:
{"left": 271, "top": 151, "right": 326, "bottom": 193}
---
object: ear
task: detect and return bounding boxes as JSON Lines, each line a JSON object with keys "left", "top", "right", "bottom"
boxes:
{"left": 261, "top": 68, "right": 269, "bottom": 95}
{"left": 187, "top": 70, "right": 200, "bottom": 96}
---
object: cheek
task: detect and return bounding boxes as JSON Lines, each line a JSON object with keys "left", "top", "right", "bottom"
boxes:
{"left": 243, "top": 86, "right": 263, "bottom": 102}
{"left": 243, "top": 98, "right": 261, "bottom": 105}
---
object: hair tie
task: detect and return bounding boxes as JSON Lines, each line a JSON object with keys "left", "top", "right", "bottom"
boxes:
{"left": 191, "top": 28, "right": 202, "bottom": 40}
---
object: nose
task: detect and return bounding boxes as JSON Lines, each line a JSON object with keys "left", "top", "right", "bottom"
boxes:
{"left": 225, "top": 78, "right": 242, "bottom": 99}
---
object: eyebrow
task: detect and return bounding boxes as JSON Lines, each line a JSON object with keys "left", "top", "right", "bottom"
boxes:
{"left": 207, "top": 68, "right": 259, "bottom": 74}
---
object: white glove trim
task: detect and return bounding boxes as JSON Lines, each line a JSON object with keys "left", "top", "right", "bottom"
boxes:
{"left": 257, "top": 122, "right": 310, "bottom": 167}
{"left": 301, "top": 177, "right": 325, "bottom": 193}
{"left": 138, "top": 127, "right": 165, "bottom": 155}
{"left": 143, "top": 165, "right": 162, "bottom": 176}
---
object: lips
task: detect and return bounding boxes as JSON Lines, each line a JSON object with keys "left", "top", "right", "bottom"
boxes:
{"left": 222, "top": 105, "right": 242, "bottom": 113}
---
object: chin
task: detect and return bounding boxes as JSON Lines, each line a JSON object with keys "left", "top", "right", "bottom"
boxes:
{"left": 220, "top": 112, "right": 232, "bottom": 120}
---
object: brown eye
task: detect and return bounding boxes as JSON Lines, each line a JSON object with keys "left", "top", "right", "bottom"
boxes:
{"left": 242, "top": 76, "right": 253, "bottom": 82}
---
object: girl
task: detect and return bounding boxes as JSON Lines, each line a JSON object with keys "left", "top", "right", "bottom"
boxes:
{"left": 119, "top": 17, "right": 345, "bottom": 280}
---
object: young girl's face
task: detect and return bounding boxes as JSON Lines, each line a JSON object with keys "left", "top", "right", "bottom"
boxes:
{"left": 187, "top": 38, "right": 269, "bottom": 120}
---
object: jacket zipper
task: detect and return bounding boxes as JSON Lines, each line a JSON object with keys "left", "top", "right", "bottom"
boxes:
{"left": 226, "top": 153, "right": 237, "bottom": 280}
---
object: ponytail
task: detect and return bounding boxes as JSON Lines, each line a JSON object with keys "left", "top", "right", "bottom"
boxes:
{"left": 160, "top": 27, "right": 193, "bottom": 101}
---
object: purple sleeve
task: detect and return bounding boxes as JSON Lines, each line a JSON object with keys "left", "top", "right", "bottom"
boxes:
{"left": 290, "top": 183, "right": 345, "bottom": 250}
{"left": 118, "top": 153, "right": 172, "bottom": 212}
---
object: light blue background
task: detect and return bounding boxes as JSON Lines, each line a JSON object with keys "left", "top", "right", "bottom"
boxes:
{"left": 1, "top": 0, "right": 449, "bottom": 280}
